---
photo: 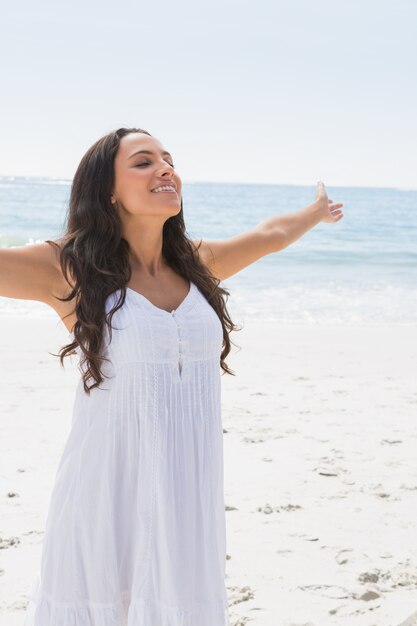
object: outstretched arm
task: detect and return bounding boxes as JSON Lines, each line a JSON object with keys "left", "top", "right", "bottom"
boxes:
{"left": 193, "top": 181, "right": 344, "bottom": 282}
{"left": 258, "top": 181, "right": 344, "bottom": 251}
{"left": 0, "top": 241, "right": 63, "bottom": 303}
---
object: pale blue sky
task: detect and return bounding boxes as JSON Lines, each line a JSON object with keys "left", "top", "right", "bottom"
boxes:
{"left": 1, "top": 0, "right": 416, "bottom": 188}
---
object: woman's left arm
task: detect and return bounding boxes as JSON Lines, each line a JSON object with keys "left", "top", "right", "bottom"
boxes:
{"left": 192, "top": 181, "right": 344, "bottom": 282}
{"left": 258, "top": 181, "right": 344, "bottom": 252}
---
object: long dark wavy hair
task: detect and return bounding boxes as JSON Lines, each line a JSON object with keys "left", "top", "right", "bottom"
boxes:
{"left": 47, "top": 127, "right": 242, "bottom": 394}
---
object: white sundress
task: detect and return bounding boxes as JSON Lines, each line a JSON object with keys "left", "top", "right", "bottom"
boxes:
{"left": 24, "top": 280, "right": 230, "bottom": 626}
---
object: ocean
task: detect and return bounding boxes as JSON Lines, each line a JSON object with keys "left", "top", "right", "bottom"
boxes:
{"left": 0, "top": 176, "right": 416, "bottom": 326}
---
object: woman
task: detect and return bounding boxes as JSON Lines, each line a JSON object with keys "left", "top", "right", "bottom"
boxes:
{"left": 1, "top": 127, "right": 344, "bottom": 625}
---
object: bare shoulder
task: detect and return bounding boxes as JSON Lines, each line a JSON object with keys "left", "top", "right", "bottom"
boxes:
{"left": 190, "top": 238, "right": 215, "bottom": 272}
{"left": 0, "top": 238, "right": 73, "bottom": 304}
{"left": 42, "top": 238, "right": 76, "bottom": 302}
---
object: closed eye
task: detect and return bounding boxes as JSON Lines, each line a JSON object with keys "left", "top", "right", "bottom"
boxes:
{"left": 136, "top": 162, "right": 175, "bottom": 169}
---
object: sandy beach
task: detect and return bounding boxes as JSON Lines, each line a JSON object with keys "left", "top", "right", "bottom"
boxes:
{"left": 0, "top": 313, "right": 416, "bottom": 626}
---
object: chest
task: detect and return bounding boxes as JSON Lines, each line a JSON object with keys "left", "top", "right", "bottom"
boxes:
{"left": 102, "top": 289, "right": 223, "bottom": 372}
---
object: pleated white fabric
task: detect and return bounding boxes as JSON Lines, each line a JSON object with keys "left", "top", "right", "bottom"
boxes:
{"left": 24, "top": 281, "right": 230, "bottom": 626}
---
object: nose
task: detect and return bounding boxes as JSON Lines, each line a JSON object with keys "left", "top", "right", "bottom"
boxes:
{"left": 155, "top": 157, "right": 173, "bottom": 173}
{"left": 159, "top": 165, "right": 176, "bottom": 184}
{"left": 161, "top": 164, "right": 175, "bottom": 177}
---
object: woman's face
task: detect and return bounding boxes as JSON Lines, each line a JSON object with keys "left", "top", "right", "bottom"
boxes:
{"left": 111, "top": 132, "right": 182, "bottom": 216}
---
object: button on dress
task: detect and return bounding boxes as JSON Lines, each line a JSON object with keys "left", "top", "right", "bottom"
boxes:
{"left": 24, "top": 280, "right": 230, "bottom": 626}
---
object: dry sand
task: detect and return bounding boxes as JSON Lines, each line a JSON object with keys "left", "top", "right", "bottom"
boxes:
{"left": 0, "top": 313, "right": 416, "bottom": 626}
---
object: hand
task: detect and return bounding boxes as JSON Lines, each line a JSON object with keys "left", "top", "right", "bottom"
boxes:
{"left": 315, "top": 181, "right": 344, "bottom": 224}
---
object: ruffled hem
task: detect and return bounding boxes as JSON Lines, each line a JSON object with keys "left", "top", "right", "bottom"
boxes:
{"left": 24, "top": 572, "right": 230, "bottom": 626}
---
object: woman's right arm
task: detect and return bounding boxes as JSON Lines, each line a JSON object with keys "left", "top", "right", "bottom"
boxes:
{"left": 0, "top": 241, "right": 64, "bottom": 304}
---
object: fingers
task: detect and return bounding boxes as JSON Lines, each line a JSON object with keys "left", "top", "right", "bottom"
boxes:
{"left": 316, "top": 183, "right": 345, "bottom": 221}
{"left": 316, "top": 180, "right": 327, "bottom": 199}
{"left": 331, "top": 208, "right": 344, "bottom": 222}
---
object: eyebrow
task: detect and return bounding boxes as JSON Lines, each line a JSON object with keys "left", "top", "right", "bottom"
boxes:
{"left": 128, "top": 149, "right": 173, "bottom": 159}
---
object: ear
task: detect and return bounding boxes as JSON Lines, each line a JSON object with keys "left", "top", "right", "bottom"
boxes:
{"left": 110, "top": 195, "right": 116, "bottom": 204}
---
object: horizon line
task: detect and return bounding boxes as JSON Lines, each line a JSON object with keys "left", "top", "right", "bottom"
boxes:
{"left": 0, "top": 173, "right": 416, "bottom": 193}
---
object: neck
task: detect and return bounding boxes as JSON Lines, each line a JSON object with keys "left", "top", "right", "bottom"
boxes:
{"left": 122, "top": 221, "right": 168, "bottom": 277}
